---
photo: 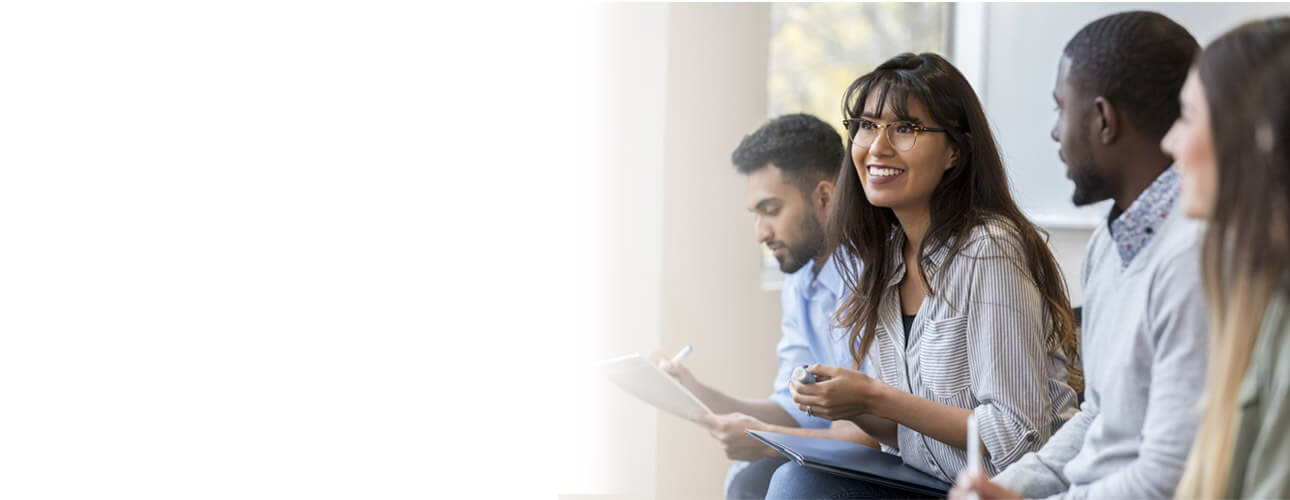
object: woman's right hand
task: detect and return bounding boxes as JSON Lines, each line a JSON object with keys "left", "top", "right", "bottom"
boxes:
{"left": 789, "top": 364, "right": 889, "bottom": 420}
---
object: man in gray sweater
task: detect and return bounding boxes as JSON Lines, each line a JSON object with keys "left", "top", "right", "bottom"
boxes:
{"left": 950, "top": 11, "right": 1207, "bottom": 500}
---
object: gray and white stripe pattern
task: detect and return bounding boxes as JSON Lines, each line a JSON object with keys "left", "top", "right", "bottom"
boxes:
{"left": 870, "top": 218, "right": 1079, "bottom": 483}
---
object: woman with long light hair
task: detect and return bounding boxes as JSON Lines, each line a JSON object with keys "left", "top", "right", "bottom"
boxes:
{"left": 1162, "top": 17, "right": 1290, "bottom": 499}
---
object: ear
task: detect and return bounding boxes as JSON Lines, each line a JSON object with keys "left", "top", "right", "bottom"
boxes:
{"left": 943, "top": 140, "right": 964, "bottom": 171}
{"left": 1093, "top": 96, "right": 1119, "bottom": 144}
{"left": 813, "top": 179, "right": 834, "bottom": 215}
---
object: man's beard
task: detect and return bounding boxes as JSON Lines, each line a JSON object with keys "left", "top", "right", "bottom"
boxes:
{"left": 1068, "top": 131, "right": 1111, "bottom": 207}
{"left": 1069, "top": 162, "right": 1111, "bottom": 206}
{"left": 775, "top": 213, "right": 825, "bottom": 274}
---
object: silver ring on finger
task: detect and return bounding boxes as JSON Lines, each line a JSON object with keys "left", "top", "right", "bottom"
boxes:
{"left": 807, "top": 405, "right": 814, "bottom": 417}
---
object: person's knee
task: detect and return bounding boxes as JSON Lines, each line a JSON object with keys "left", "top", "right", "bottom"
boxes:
{"left": 727, "top": 458, "right": 787, "bottom": 500}
{"left": 765, "top": 461, "right": 814, "bottom": 499}
{"left": 726, "top": 464, "right": 763, "bottom": 499}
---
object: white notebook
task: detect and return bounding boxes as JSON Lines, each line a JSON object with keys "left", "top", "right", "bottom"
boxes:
{"left": 597, "top": 352, "right": 714, "bottom": 420}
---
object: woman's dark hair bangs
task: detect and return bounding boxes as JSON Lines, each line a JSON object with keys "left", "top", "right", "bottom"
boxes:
{"left": 842, "top": 72, "right": 931, "bottom": 124}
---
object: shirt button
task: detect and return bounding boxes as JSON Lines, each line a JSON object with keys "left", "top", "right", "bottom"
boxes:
{"left": 1145, "top": 227, "right": 1154, "bottom": 234}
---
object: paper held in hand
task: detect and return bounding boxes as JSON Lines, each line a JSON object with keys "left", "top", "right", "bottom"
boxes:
{"left": 596, "top": 352, "right": 714, "bottom": 420}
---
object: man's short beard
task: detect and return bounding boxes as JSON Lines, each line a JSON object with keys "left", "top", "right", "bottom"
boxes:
{"left": 777, "top": 212, "right": 826, "bottom": 274}
{"left": 1068, "top": 129, "right": 1111, "bottom": 207}
{"left": 1070, "top": 163, "right": 1111, "bottom": 206}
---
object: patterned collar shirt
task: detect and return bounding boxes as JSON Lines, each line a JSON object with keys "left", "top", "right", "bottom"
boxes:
{"left": 1108, "top": 167, "right": 1180, "bottom": 267}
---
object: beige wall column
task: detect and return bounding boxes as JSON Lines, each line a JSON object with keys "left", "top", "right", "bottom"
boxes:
{"left": 658, "top": 4, "right": 780, "bottom": 499}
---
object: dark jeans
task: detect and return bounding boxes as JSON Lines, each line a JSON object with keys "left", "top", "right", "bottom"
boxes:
{"left": 765, "top": 461, "right": 939, "bottom": 500}
{"left": 727, "top": 457, "right": 790, "bottom": 499}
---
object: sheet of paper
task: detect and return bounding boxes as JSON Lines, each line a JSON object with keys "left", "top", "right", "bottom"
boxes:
{"left": 597, "top": 352, "right": 713, "bottom": 420}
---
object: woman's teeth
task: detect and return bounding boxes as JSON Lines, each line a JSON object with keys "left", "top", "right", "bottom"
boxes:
{"left": 868, "top": 166, "right": 904, "bottom": 177}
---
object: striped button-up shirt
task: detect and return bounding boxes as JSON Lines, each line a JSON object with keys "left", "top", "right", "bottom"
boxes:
{"left": 870, "top": 218, "right": 1079, "bottom": 482}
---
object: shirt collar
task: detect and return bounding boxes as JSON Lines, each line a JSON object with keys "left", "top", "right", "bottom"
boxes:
{"left": 786, "top": 252, "right": 818, "bottom": 292}
{"left": 882, "top": 230, "right": 952, "bottom": 288}
{"left": 1108, "top": 167, "right": 1180, "bottom": 267}
{"left": 812, "top": 251, "right": 846, "bottom": 298}
{"left": 791, "top": 251, "right": 846, "bottom": 299}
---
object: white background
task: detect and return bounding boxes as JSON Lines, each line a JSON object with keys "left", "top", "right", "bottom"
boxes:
{"left": 0, "top": 1, "right": 599, "bottom": 498}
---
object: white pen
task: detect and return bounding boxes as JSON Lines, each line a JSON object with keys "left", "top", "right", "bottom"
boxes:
{"left": 671, "top": 344, "right": 693, "bottom": 363}
{"left": 967, "top": 414, "right": 981, "bottom": 500}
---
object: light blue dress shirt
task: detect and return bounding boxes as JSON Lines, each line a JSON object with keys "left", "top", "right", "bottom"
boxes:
{"left": 768, "top": 252, "right": 873, "bottom": 428}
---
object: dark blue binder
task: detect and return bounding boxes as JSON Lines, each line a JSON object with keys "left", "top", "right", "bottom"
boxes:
{"left": 746, "top": 430, "right": 952, "bottom": 497}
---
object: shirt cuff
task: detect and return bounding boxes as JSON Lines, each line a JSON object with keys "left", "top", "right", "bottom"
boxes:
{"left": 975, "top": 403, "right": 1041, "bottom": 471}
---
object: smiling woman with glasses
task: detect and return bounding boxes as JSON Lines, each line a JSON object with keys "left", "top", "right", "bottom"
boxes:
{"left": 765, "top": 52, "right": 1083, "bottom": 499}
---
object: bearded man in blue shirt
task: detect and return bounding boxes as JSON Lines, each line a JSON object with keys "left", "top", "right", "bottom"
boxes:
{"left": 653, "top": 113, "right": 877, "bottom": 499}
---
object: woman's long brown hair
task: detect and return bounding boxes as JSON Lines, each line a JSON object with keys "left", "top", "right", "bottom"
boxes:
{"left": 1176, "top": 18, "right": 1290, "bottom": 500}
{"left": 829, "top": 53, "right": 1082, "bottom": 392}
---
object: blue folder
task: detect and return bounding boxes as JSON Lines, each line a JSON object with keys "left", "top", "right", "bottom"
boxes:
{"left": 746, "top": 430, "right": 952, "bottom": 497}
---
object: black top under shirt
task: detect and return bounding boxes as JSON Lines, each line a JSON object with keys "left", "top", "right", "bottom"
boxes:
{"left": 902, "top": 313, "right": 917, "bottom": 347}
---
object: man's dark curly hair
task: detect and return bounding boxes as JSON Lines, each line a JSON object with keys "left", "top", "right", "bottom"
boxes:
{"left": 731, "top": 113, "right": 844, "bottom": 193}
{"left": 1064, "top": 11, "right": 1199, "bottom": 139}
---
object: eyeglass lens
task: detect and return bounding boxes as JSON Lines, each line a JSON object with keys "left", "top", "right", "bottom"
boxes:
{"left": 850, "top": 120, "right": 918, "bottom": 151}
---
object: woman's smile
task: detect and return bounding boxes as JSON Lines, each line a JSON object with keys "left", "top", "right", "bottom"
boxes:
{"left": 865, "top": 164, "right": 907, "bottom": 185}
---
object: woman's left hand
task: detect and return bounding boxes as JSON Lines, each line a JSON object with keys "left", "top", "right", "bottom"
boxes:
{"left": 790, "top": 364, "right": 890, "bottom": 420}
